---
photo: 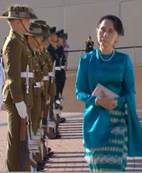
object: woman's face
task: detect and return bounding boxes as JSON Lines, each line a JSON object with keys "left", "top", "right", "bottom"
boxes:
{"left": 97, "top": 19, "right": 118, "bottom": 49}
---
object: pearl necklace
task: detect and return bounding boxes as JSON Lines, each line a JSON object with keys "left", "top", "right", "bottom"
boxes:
{"left": 98, "top": 49, "right": 115, "bottom": 62}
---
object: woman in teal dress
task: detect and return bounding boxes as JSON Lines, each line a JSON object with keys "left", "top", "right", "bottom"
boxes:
{"left": 75, "top": 15, "right": 142, "bottom": 172}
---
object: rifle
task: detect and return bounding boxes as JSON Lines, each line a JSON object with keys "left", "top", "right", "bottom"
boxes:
{"left": 19, "top": 118, "right": 29, "bottom": 171}
{"left": 19, "top": 64, "right": 31, "bottom": 171}
{"left": 25, "top": 64, "right": 33, "bottom": 140}
{"left": 49, "top": 60, "right": 56, "bottom": 87}
{"left": 42, "top": 59, "right": 55, "bottom": 123}
{"left": 45, "top": 60, "right": 57, "bottom": 138}
{"left": 48, "top": 60, "right": 56, "bottom": 111}
{"left": 20, "top": 119, "right": 27, "bottom": 141}
{"left": 20, "top": 64, "right": 38, "bottom": 171}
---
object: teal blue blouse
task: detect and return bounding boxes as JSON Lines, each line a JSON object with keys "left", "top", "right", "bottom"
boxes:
{"left": 75, "top": 48, "right": 142, "bottom": 156}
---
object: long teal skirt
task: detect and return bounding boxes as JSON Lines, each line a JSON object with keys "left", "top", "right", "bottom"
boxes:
{"left": 84, "top": 110, "right": 128, "bottom": 172}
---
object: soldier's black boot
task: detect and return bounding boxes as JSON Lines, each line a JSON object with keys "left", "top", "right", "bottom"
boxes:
{"left": 54, "top": 99, "right": 66, "bottom": 123}
{"left": 43, "top": 147, "right": 54, "bottom": 161}
{"left": 56, "top": 114, "right": 66, "bottom": 123}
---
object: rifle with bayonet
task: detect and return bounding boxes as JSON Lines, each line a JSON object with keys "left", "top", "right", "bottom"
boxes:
{"left": 19, "top": 64, "right": 33, "bottom": 171}
{"left": 45, "top": 60, "right": 57, "bottom": 138}
{"left": 21, "top": 64, "right": 38, "bottom": 171}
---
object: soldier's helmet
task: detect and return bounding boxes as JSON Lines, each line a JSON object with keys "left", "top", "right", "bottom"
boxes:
{"left": 25, "top": 21, "right": 50, "bottom": 39}
{"left": 0, "top": 4, "right": 37, "bottom": 19}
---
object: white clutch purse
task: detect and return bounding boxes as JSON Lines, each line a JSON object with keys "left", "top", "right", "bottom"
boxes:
{"left": 92, "top": 83, "right": 119, "bottom": 99}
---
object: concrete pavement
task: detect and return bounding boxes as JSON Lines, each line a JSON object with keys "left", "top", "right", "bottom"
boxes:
{"left": 0, "top": 110, "right": 7, "bottom": 171}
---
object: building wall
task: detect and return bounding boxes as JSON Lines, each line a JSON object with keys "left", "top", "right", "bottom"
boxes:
{"left": 0, "top": 0, "right": 142, "bottom": 68}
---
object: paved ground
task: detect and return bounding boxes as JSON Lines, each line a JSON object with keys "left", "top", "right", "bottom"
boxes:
{"left": 0, "top": 68, "right": 142, "bottom": 172}
{"left": 1, "top": 111, "right": 142, "bottom": 172}
{"left": 0, "top": 110, "right": 7, "bottom": 171}
{"left": 45, "top": 112, "right": 89, "bottom": 172}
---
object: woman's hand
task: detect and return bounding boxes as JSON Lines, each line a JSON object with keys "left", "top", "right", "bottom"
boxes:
{"left": 95, "top": 97, "right": 117, "bottom": 110}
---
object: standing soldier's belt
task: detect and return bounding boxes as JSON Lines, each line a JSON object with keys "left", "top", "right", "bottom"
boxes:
{"left": 43, "top": 75, "right": 49, "bottom": 81}
{"left": 55, "top": 66, "right": 61, "bottom": 71}
{"left": 21, "top": 72, "right": 34, "bottom": 78}
{"left": 61, "top": 65, "right": 65, "bottom": 69}
{"left": 48, "top": 72, "right": 54, "bottom": 77}
{"left": 34, "top": 82, "right": 41, "bottom": 88}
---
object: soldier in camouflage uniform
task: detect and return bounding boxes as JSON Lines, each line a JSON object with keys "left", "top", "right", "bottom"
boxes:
{"left": 0, "top": 5, "right": 37, "bottom": 171}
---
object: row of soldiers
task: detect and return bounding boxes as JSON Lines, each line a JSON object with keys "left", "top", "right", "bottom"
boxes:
{"left": 0, "top": 4, "right": 68, "bottom": 171}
